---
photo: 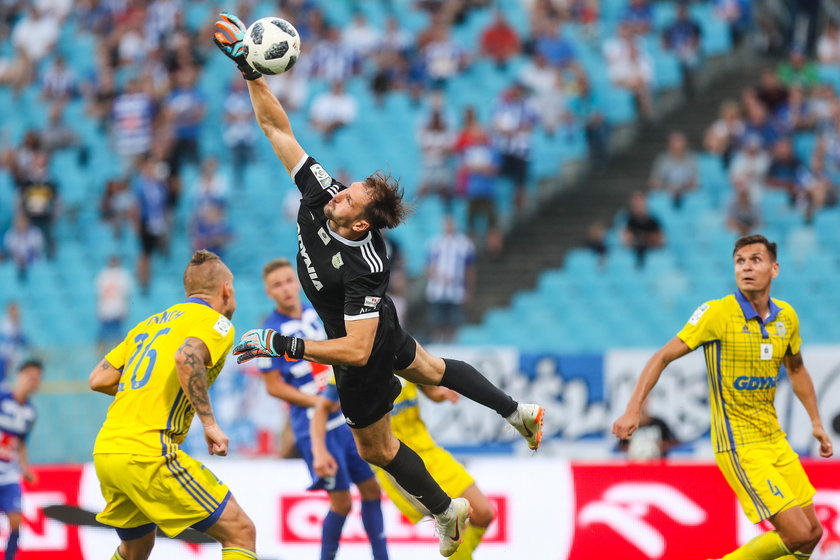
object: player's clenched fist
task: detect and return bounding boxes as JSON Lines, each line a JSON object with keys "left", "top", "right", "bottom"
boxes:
{"left": 233, "top": 328, "right": 305, "bottom": 364}
{"left": 612, "top": 411, "right": 640, "bottom": 440}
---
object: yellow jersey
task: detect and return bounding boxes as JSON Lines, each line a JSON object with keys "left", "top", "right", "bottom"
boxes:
{"left": 677, "top": 291, "right": 801, "bottom": 453}
{"left": 94, "top": 298, "right": 235, "bottom": 456}
{"left": 389, "top": 380, "right": 437, "bottom": 451}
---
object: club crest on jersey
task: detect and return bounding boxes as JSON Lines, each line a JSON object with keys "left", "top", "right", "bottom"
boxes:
{"left": 332, "top": 252, "right": 344, "bottom": 269}
{"left": 310, "top": 164, "right": 332, "bottom": 188}
{"left": 775, "top": 321, "right": 786, "bottom": 337}
{"left": 742, "top": 324, "right": 751, "bottom": 334}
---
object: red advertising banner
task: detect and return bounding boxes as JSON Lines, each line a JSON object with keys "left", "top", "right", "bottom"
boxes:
{"left": 7, "top": 460, "right": 840, "bottom": 559}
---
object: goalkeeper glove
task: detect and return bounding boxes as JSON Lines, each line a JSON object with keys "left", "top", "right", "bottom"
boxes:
{"left": 213, "top": 12, "right": 261, "bottom": 80}
{"left": 233, "top": 328, "right": 305, "bottom": 364}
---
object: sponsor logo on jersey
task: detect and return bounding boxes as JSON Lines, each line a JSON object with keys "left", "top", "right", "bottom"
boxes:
{"left": 688, "top": 303, "right": 710, "bottom": 326}
{"left": 775, "top": 321, "right": 786, "bottom": 337}
{"left": 733, "top": 376, "right": 777, "bottom": 390}
{"left": 309, "top": 164, "right": 332, "bottom": 188}
{"left": 331, "top": 252, "right": 344, "bottom": 269}
{"left": 297, "top": 224, "right": 324, "bottom": 291}
{"left": 213, "top": 316, "right": 232, "bottom": 336}
{"left": 318, "top": 228, "right": 331, "bottom": 245}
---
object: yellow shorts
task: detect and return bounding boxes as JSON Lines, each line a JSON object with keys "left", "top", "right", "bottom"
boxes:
{"left": 94, "top": 451, "right": 230, "bottom": 538}
{"left": 715, "top": 438, "right": 815, "bottom": 523}
{"left": 374, "top": 444, "right": 474, "bottom": 524}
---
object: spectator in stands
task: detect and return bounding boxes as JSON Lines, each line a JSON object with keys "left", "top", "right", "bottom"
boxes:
{"left": 425, "top": 215, "right": 476, "bottom": 343}
{"left": 520, "top": 53, "right": 572, "bottom": 137}
{"left": 704, "top": 100, "right": 745, "bottom": 162}
{"left": 726, "top": 185, "right": 761, "bottom": 236}
{"left": 423, "top": 25, "right": 468, "bottom": 89}
{"left": 417, "top": 109, "right": 456, "bottom": 203}
{"left": 756, "top": 67, "right": 789, "bottom": 114}
{"left": 370, "top": 50, "right": 409, "bottom": 105}
{"left": 100, "top": 177, "right": 133, "bottom": 239}
{"left": 194, "top": 157, "right": 228, "bottom": 206}
{"left": 117, "top": 10, "right": 152, "bottom": 67}
{"left": 662, "top": 3, "right": 703, "bottom": 99}
{"left": 585, "top": 220, "right": 608, "bottom": 267}
{"left": 311, "top": 26, "right": 359, "bottom": 83}
{"left": 575, "top": 79, "right": 610, "bottom": 168}
{"left": 713, "top": 0, "right": 751, "bottom": 44}
{"left": 3, "top": 213, "right": 45, "bottom": 282}
{"left": 649, "top": 131, "right": 698, "bottom": 208}
{"left": 190, "top": 202, "right": 233, "bottom": 258}
{"left": 379, "top": 16, "right": 413, "bottom": 57}
{"left": 776, "top": 84, "right": 815, "bottom": 135}
{"left": 85, "top": 65, "right": 118, "bottom": 129}
{"left": 778, "top": 46, "right": 818, "bottom": 89}
{"left": 11, "top": 4, "right": 58, "bottom": 62}
{"left": 41, "top": 103, "right": 86, "bottom": 166}
{"left": 533, "top": 21, "right": 578, "bottom": 70}
{"left": 16, "top": 151, "right": 58, "bottom": 259}
{"left": 491, "top": 82, "right": 540, "bottom": 213}
{"left": 480, "top": 9, "right": 520, "bottom": 69}
{"left": 796, "top": 152, "right": 837, "bottom": 222}
{"left": 95, "top": 256, "right": 132, "bottom": 355}
{"left": 111, "top": 78, "right": 156, "bottom": 164}
{"left": 0, "top": 302, "right": 28, "bottom": 386}
{"left": 309, "top": 81, "right": 358, "bottom": 141}
{"left": 223, "top": 76, "right": 257, "bottom": 180}
{"left": 462, "top": 129, "right": 503, "bottom": 254}
{"left": 817, "top": 20, "right": 840, "bottom": 63}
{"left": 342, "top": 13, "right": 381, "bottom": 58}
{"left": 729, "top": 134, "right": 771, "bottom": 201}
{"left": 266, "top": 47, "right": 313, "bottom": 112}
{"left": 163, "top": 68, "right": 205, "bottom": 175}
{"left": 742, "top": 98, "right": 782, "bottom": 150}
{"left": 131, "top": 153, "right": 168, "bottom": 295}
{"left": 5, "top": 131, "right": 45, "bottom": 188}
{"left": 454, "top": 106, "right": 486, "bottom": 195}
{"left": 622, "top": 190, "right": 664, "bottom": 268}
{"left": 766, "top": 138, "right": 802, "bottom": 199}
{"left": 622, "top": 0, "right": 653, "bottom": 36}
{"left": 40, "top": 55, "right": 77, "bottom": 101}
{"left": 604, "top": 23, "right": 655, "bottom": 120}
{"left": 811, "top": 83, "right": 837, "bottom": 133}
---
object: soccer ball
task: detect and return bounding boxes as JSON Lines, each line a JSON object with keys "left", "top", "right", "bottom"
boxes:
{"left": 243, "top": 17, "right": 301, "bottom": 75}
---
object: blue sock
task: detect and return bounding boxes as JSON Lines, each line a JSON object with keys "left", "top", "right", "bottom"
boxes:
{"left": 321, "top": 510, "right": 346, "bottom": 560}
{"left": 362, "top": 499, "right": 389, "bottom": 560}
{"left": 5, "top": 530, "right": 18, "bottom": 560}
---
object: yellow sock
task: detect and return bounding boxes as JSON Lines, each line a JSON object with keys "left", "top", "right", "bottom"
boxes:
{"left": 111, "top": 548, "right": 126, "bottom": 560}
{"left": 721, "top": 530, "right": 791, "bottom": 560}
{"left": 221, "top": 547, "right": 257, "bottom": 559}
{"left": 778, "top": 554, "right": 811, "bottom": 560}
{"left": 448, "top": 523, "right": 487, "bottom": 560}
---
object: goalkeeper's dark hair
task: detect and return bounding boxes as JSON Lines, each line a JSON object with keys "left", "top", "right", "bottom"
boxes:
{"left": 183, "top": 250, "right": 229, "bottom": 294}
{"left": 733, "top": 234, "right": 777, "bottom": 261}
{"left": 362, "top": 171, "right": 413, "bottom": 230}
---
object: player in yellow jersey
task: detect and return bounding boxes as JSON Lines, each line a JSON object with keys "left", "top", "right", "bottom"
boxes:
{"left": 311, "top": 378, "right": 496, "bottom": 560}
{"left": 613, "top": 235, "right": 833, "bottom": 560}
{"left": 87, "top": 250, "right": 258, "bottom": 560}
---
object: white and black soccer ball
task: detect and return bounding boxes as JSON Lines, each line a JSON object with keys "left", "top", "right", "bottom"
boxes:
{"left": 243, "top": 17, "right": 301, "bottom": 75}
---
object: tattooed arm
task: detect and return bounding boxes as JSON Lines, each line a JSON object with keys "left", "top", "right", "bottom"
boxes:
{"left": 88, "top": 359, "right": 122, "bottom": 395}
{"left": 175, "top": 337, "right": 229, "bottom": 456}
{"left": 784, "top": 349, "right": 833, "bottom": 458}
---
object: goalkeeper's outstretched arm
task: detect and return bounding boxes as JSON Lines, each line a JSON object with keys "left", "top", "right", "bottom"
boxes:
{"left": 246, "top": 78, "right": 305, "bottom": 174}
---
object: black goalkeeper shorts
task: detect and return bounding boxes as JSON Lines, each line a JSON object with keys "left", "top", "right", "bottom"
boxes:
{"left": 335, "top": 297, "right": 417, "bottom": 429}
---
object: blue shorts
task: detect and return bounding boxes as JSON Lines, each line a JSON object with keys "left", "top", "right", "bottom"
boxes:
{"left": 296, "top": 426, "right": 373, "bottom": 492}
{"left": 0, "top": 483, "right": 21, "bottom": 513}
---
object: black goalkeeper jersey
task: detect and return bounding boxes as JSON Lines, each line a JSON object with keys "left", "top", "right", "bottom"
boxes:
{"left": 290, "top": 154, "right": 391, "bottom": 339}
